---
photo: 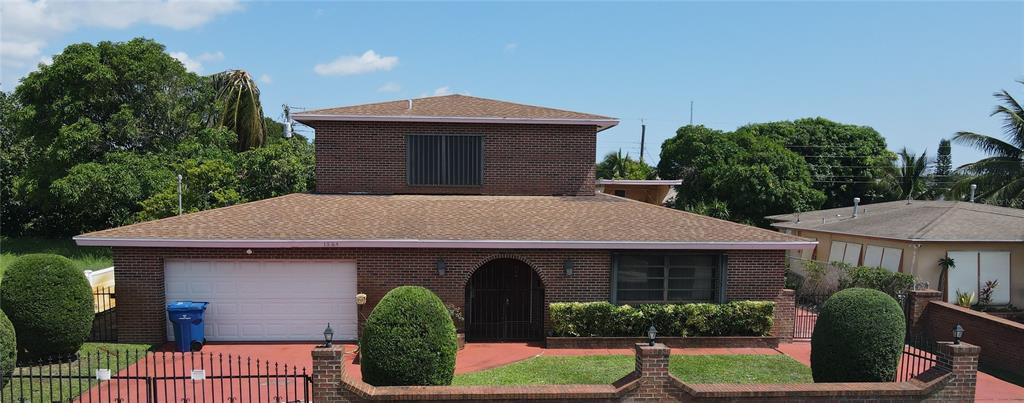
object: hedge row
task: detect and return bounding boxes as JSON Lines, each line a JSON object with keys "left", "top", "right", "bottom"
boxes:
{"left": 550, "top": 301, "right": 774, "bottom": 337}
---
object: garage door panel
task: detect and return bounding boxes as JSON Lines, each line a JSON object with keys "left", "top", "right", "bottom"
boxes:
{"left": 165, "top": 260, "right": 357, "bottom": 341}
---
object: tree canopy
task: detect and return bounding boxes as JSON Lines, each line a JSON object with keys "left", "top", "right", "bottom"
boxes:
{"left": 595, "top": 150, "right": 655, "bottom": 180}
{"left": 2, "top": 38, "right": 314, "bottom": 237}
{"left": 657, "top": 125, "right": 825, "bottom": 226}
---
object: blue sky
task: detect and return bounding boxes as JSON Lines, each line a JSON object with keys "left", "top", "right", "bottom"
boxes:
{"left": 2, "top": 1, "right": 1022, "bottom": 167}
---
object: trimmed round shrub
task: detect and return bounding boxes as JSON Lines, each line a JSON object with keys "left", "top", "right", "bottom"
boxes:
{"left": 0, "top": 310, "right": 16, "bottom": 376}
{"left": 360, "top": 286, "right": 457, "bottom": 386}
{"left": 811, "top": 288, "right": 906, "bottom": 382}
{"left": 0, "top": 254, "right": 94, "bottom": 359}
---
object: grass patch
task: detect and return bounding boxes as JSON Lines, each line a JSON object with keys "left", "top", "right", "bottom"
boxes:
{"left": 0, "top": 237, "right": 112, "bottom": 278}
{"left": 1, "top": 342, "right": 153, "bottom": 402}
{"left": 452, "top": 354, "right": 812, "bottom": 386}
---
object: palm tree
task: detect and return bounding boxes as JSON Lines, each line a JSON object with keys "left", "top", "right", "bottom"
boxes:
{"left": 210, "top": 70, "right": 266, "bottom": 151}
{"left": 952, "top": 80, "right": 1024, "bottom": 207}
{"left": 884, "top": 148, "right": 929, "bottom": 201}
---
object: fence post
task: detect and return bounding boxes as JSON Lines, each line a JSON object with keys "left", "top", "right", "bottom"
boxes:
{"left": 311, "top": 345, "right": 347, "bottom": 403}
{"left": 629, "top": 343, "right": 676, "bottom": 402}
{"left": 926, "top": 342, "right": 980, "bottom": 402}
{"left": 907, "top": 289, "right": 942, "bottom": 334}
{"left": 772, "top": 289, "right": 796, "bottom": 342}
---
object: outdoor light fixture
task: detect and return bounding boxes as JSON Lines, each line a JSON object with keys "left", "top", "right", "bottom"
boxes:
{"left": 953, "top": 324, "right": 964, "bottom": 345}
{"left": 355, "top": 293, "right": 367, "bottom": 305}
{"left": 323, "top": 323, "right": 334, "bottom": 347}
{"left": 647, "top": 325, "right": 658, "bottom": 346}
{"left": 563, "top": 259, "right": 575, "bottom": 276}
{"left": 436, "top": 258, "right": 447, "bottom": 276}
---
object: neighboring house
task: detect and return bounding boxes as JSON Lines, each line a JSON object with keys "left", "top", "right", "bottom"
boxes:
{"left": 75, "top": 95, "right": 813, "bottom": 344}
{"left": 768, "top": 200, "right": 1024, "bottom": 306}
{"left": 595, "top": 179, "right": 681, "bottom": 205}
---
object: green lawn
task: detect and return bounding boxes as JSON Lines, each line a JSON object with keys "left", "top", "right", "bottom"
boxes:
{"left": 0, "top": 237, "right": 112, "bottom": 278}
{"left": 452, "top": 354, "right": 813, "bottom": 386}
{"left": 1, "top": 342, "right": 153, "bottom": 402}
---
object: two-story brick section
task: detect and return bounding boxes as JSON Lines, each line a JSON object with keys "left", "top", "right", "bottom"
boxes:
{"left": 75, "top": 95, "right": 815, "bottom": 344}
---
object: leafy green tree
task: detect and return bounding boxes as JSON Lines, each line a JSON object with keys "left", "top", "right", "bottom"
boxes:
{"left": 237, "top": 135, "right": 315, "bottom": 201}
{"left": 881, "top": 148, "right": 929, "bottom": 201}
{"left": 211, "top": 70, "right": 266, "bottom": 151}
{"left": 0, "top": 91, "right": 33, "bottom": 234}
{"left": 658, "top": 125, "right": 825, "bottom": 226}
{"left": 737, "top": 118, "right": 893, "bottom": 208}
{"left": 596, "top": 150, "right": 655, "bottom": 180}
{"left": 952, "top": 80, "right": 1024, "bottom": 207}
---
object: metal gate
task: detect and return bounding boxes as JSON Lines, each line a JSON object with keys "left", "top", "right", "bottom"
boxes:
{"left": 794, "top": 291, "right": 912, "bottom": 340}
{"left": 1, "top": 350, "right": 312, "bottom": 402}
{"left": 465, "top": 258, "right": 545, "bottom": 341}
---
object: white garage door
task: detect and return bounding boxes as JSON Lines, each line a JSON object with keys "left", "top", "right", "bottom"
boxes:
{"left": 165, "top": 260, "right": 357, "bottom": 341}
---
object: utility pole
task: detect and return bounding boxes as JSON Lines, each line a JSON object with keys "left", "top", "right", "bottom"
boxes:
{"left": 177, "top": 174, "right": 183, "bottom": 216}
{"left": 689, "top": 101, "right": 694, "bottom": 125}
{"left": 639, "top": 119, "right": 647, "bottom": 162}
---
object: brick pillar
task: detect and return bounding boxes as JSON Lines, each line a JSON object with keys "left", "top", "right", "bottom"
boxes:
{"left": 312, "top": 345, "right": 348, "bottom": 403}
{"left": 628, "top": 343, "right": 676, "bottom": 402}
{"left": 908, "top": 289, "right": 942, "bottom": 334}
{"left": 771, "top": 289, "right": 796, "bottom": 342}
{"left": 926, "top": 342, "right": 980, "bottom": 402}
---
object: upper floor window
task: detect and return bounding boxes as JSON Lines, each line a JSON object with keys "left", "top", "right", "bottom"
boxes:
{"left": 406, "top": 135, "right": 483, "bottom": 186}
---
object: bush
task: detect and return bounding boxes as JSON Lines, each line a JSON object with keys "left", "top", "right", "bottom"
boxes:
{"left": 549, "top": 301, "right": 774, "bottom": 337}
{"left": 810, "top": 288, "right": 905, "bottom": 382}
{"left": 360, "top": 286, "right": 457, "bottom": 386}
{"left": 838, "top": 266, "right": 915, "bottom": 298}
{"left": 0, "top": 310, "right": 15, "bottom": 376}
{"left": 0, "top": 254, "right": 94, "bottom": 358}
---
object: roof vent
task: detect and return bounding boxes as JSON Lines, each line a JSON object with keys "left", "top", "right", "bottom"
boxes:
{"left": 970, "top": 184, "right": 977, "bottom": 202}
{"left": 853, "top": 197, "right": 861, "bottom": 218}
{"left": 407, "top": 99, "right": 413, "bottom": 110}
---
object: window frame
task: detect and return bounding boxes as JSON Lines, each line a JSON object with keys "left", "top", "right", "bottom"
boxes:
{"left": 610, "top": 252, "right": 727, "bottom": 305}
{"left": 405, "top": 134, "right": 485, "bottom": 187}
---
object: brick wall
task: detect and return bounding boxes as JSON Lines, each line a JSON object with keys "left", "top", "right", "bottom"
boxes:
{"left": 725, "top": 250, "right": 786, "bottom": 300}
{"left": 309, "top": 121, "right": 597, "bottom": 195}
{"left": 771, "top": 289, "right": 795, "bottom": 341}
{"left": 917, "top": 299, "right": 1024, "bottom": 379}
{"left": 310, "top": 342, "right": 980, "bottom": 402}
{"left": 112, "top": 247, "right": 787, "bottom": 344}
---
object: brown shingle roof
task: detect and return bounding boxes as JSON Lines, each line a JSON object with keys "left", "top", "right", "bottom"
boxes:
{"left": 76, "top": 193, "right": 811, "bottom": 249}
{"left": 769, "top": 200, "right": 1024, "bottom": 241}
{"left": 291, "top": 95, "right": 618, "bottom": 130}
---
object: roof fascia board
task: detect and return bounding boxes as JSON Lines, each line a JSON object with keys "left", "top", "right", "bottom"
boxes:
{"left": 73, "top": 237, "right": 816, "bottom": 250}
{"left": 596, "top": 179, "right": 683, "bottom": 185}
{"left": 291, "top": 113, "right": 619, "bottom": 130}
{"left": 770, "top": 226, "right": 1023, "bottom": 243}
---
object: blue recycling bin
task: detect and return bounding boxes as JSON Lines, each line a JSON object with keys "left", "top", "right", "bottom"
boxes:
{"left": 167, "top": 301, "right": 209, "bottom": 352}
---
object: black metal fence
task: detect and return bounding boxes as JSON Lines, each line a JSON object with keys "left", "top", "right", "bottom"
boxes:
{"left": 90, "top": 287, "right": 117, "bottom": 342}
{"left": 895, "top": 333, "right": 950, "bottom": 382}
{"left": 1, "top": 349, "right": 311, "bottom": 402}
{"left": 793, "top": 293, "right": 829, "bottom": 340}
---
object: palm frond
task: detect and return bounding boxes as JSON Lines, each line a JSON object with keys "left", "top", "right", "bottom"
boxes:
{"left": 210, "top": 70, "right": 266, "bottom": 151}
{"left": 952, "top": 132, "right": 1020, "bottom": 158}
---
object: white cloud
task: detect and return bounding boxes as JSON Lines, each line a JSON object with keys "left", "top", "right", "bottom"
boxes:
{"left": 504, "top": 42, "right": 518, "bottom": 53}
{"left": 313, "top": 50, "right": 398, "bottom": 76}
{"left": 197, "top": 51, "right": 224, "bottom": 62}
{"left": 0, "top": 0, "right": 241, "bottom": 87}
{"left": 377, "top": 82, "right": 401, "bottom": 92}
{"left": 169, "top": 51, "right": 202, "bottom": 73}
{"left": 433, "top": 86, "right": 453, "bottom": 96}
{"left": 259, "top": 73, "right": 272, "bottom": 84}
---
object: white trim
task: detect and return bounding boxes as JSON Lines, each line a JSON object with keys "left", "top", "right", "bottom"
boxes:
{"left": 290, "top": 113, "right": 619, "bottom": 130}
{"left": 74, "top": 236, "right": 816, "bottom": 250}
{"left": 596, "top": 179, "right": 682, "bottom": 186}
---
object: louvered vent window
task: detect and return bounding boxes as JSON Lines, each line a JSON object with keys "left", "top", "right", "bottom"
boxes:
{"left": 406, "top": 135, "right": 483, "bottom": 186}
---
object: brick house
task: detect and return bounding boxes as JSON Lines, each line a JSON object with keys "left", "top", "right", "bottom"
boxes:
{"left": 75, "top": 95, "right": 814, "bottom": 344}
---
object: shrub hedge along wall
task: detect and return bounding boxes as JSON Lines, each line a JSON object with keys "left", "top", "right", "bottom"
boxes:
{"left": 810, "top": 288, "right": 906, "bottom": 382}
{"left": 0, "top": 310, "right": 15, "bottom": 376}
{"left": 549, "top": 301, "right": 774, "bottom": 337}
{"left": 0, "top": 254, "right": 94, "bottom": 358}
{"left": 360, "top": 286, "right": 457, "bottom": 386}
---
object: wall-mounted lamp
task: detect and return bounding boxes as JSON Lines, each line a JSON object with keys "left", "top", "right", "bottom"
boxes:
{"left": 436, "top": 258, "right": 447, "bottom": 276}
{"left": 563, "top": 259, "right": 575, "bottom": 276}
{"left": 355, "top": 293, "right": 367, "bottom": 305}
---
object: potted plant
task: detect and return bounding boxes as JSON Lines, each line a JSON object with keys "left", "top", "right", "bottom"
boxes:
{"left": 447, "top": 304, "right": 466, "bottom": 350}
{"left": 954, "top": 289, "right": 975, "bottom": 308}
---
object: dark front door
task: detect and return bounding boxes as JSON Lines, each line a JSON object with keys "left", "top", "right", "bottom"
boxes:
{"left": 465, "top": 259, "right": 545, "bottom": 341}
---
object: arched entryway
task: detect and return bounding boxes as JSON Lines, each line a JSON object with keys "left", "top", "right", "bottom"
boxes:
{"left": 464, "top": 258, "right": 545, "bottom": 341}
